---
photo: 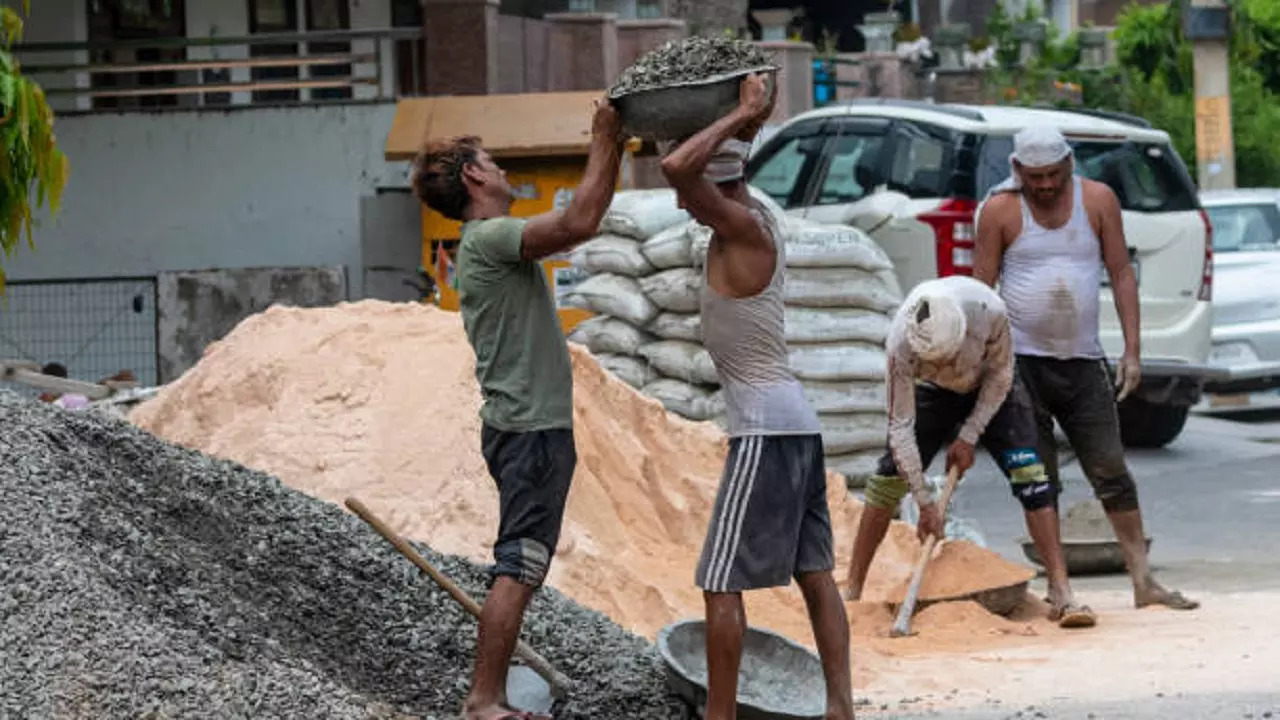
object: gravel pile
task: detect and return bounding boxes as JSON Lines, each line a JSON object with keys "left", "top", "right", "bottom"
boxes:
{"left": 608, "top": 36, "right": 776, "bottom": 97}
{"left": 0, "top": 391, "right": 689, "bottom": 720}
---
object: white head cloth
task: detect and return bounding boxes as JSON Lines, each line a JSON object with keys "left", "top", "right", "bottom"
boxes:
{"left": 905, "top": 292, "right": 967, "bottom": 362}
{"left": 657, "top": 137, "right": 751, "bottom": 184}
{"left": 983, "top": 125, "right": 1074, "bottom": 199}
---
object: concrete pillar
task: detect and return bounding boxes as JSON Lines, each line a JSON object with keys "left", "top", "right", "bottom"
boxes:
{"left": 753, "top": 9, "right": 797, "bottom": 42}
{"left": 1187, "top": 0, "right": 1235, "bottom": 189}
{"left": 423, "top": 0, "right": 500, "bottom": 95}
{"left": 1078, "top": 27, "right": 1109, "bottom": 69}
{"left": 933, "top": 23, "right": 969, "bottom": 71}
{"left": 755, "top": 41, "right": 814, "bottom": 124}
{"left": 616, "top": 18, "right": 687, "bottom": 72}
{"left": 857, "top": 11, "right": 900, "bottom": 55}
{"left": 546, "top": 12, "right": 619, "bottom": 92}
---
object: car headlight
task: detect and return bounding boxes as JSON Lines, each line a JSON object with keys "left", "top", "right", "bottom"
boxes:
{"left": 1209, "top": 341, "right": 1260, "bottom": 367}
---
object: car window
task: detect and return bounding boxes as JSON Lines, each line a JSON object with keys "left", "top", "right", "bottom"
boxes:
{"left": 814, "top": 132, "right": 887, "bottom": 205}
{"left": 1206, "top": 203, "right": 1280, "bottom": 252}
{"left": 747, "top": 133, "right": 819, "bottom": 204}
{"left": 977, "top": 136, "right": 1200, "bottom": 212}
{"left": 887, "top": 125, "right": 952, "bottom": 198}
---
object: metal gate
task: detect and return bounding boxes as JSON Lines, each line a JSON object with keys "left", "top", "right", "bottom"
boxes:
{"left": 0, "top": 277, "right": 159, "bottom": 388}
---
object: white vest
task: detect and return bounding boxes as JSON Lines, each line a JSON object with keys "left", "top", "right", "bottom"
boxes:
{"left": 998, "top": 176, "right": 1105, "bottom": 360}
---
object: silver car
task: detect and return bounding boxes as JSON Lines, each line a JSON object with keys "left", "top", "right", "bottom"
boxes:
{"left": 1201, "top": 188, "right": 1280, "bottom": 394}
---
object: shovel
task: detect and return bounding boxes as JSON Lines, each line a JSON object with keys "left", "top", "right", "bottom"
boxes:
{"left": 890, "top": 465, "right": 963, "bottom": 638}
{"left": 345, "top": 497, "right": 570, "bottom": 710}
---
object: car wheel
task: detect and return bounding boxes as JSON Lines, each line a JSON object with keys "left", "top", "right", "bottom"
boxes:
{"left": 1117, "top": 397, "right": 1191, "bottom": 448}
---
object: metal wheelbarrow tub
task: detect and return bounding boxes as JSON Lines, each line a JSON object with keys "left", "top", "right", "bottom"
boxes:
{"left": 1020, "top": 537, "right": 1151, "bottom": 576}
{"left": 610, "top": 66, "right": 779, "bottom": 143}
{"left": 657, "top": 619, "right": 826, "bottom": 720}
{"left": 903, "top": 578, "right": 1031, "bottom": 618}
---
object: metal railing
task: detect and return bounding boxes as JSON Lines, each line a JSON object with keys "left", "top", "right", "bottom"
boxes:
{"left": 15, "top": 28, "right": 425, "bottom": 112}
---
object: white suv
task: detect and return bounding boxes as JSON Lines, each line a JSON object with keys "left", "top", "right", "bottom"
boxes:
{"left": 745, "top": 99, "right": 1217, "bottom": 448}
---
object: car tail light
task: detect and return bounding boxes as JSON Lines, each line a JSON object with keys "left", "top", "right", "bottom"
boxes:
{"left": 919, "top": 198, "right": 978, "bottom": 277}
{"left": 1198, "top": 208, "right": 1213, "bottom": 302}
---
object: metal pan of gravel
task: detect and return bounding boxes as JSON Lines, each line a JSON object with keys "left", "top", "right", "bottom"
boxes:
{"left": 608, "top": 36, "right": 779, "bottom": 142}
{"left": 0, "top": 391, "right": 690, "bottom": 720}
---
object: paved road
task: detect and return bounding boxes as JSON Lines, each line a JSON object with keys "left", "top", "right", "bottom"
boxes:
{"left": 932, "top": 412, "right": 1280, "bottom": 595}
{"left": 890, "top": 692, "right": 1280, "bottom": 719}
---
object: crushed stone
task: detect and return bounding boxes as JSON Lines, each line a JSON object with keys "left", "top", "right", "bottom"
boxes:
{"left": 0, "top": 391, "right": 688, "bottom": 719}
{"left": 609, "top": 36, "right": 776, "bottom": 98}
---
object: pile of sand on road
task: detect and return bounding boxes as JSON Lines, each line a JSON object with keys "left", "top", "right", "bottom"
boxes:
{"left": 131, "top": 301, "right": 1035, "bottom": 651}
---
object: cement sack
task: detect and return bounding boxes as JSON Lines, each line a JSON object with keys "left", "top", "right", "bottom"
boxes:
{"left": 801, "top": 380, "right": 887, "bottom": 414}
{"left": 689, "top": 223, "right": 713, "bottom": 267}
{"left": 642, "top": 378, "right": 717, "bottom": 421}
{"left": 819, "top": 412, "right": 886, "bottom": 455}
{"left": 567, "top": 315, "right": 653, "bottom": 356}
{"left": 562, "top": 273, "right": 658, "bottom": 327}
{"left": 785, "top": 307, "right": 893, "bottom": 344}
{"left": 594, "top": 352, "right": 659, "bottom": 389}
{"left": 640, "top": 268, "right": 702, "bottom": 313}
{"left": 789, "top": 342, "right": 886, "bottom": 382}
{"left": 641, "top": 223, "right": 693, "bottom": 270}
{"left": 784, "top": 268, "right": 902, "bottom": 312}
{"left": 826, "top": 450, "right": 882, "bottom": 487}
{"left": 784, "top": 220, "right": 893, "bottom": 271}
{"left": 570, "top": 235, "right": 654, "bottom": 277}
{"left": 647, "top": 312, "right": 702, "bottom": 342}
{"left": 600, "top": 189, "right": 689, "bottom": 240}
{"left": 637, "top": 340, "right": 718, "bottom": 385}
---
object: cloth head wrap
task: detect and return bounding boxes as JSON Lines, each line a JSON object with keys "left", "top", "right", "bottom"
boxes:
{"left": 657, "top": 138, "right": 751, "bottom": 184}
{"left": 905, "top": 293, "right": 967, "bottom": 362}
{"left": 982, "top": 125, "right": 1074, "bottom": 200}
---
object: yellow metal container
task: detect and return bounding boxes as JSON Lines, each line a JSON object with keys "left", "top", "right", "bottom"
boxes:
{"left": 385, "top": 91, "right": 639, "bottom": 334}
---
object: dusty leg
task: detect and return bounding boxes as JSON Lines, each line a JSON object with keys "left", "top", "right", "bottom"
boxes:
{"left": 704, "top": 591, "right": 746, "bottom": 720}
{"left": 1023, "top": 507, "right": 1074, "bottom": 607}
{"left": 798, "top": 572, "right": 856, "bottom": 720}
{"left": 844, "top": 504, "right": 893, "bottom": 601}
{"left": 1107, "top": 508, "right": 1199, "bottom": 610}
{"left": 464, "top": 577, "right": 537, "bottom": 720}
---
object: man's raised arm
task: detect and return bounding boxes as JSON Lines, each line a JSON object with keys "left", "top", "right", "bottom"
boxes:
{"left": 520, "top": 99, "right": 625, "bottom": 261}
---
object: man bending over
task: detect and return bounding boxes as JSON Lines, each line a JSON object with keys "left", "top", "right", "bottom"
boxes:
{"left": 845, "top": 275, "right": 1095, "bottom": 628}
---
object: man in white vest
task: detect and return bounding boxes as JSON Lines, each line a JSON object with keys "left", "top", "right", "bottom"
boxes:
{"left": 973, "top": 126, "right": 1198, "bottom": 612}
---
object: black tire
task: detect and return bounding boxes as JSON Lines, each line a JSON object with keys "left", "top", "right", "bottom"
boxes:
{"left": 1117, "top": 397, "right": 1191, "bottom": 448}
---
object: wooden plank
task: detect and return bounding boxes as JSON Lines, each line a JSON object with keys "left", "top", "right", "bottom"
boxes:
{"left": 384, "top": 90, "right": 604, "bottom": 161}
{"left": 45, "top": 77, "right": 375, "bottom": 99}
{"left": 25, "top": 53, "right": 376, "bottom": 76}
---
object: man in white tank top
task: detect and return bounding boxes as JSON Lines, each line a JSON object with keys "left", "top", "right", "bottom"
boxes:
{"left": 974, "top": 126, "right": 1198, "bottom": 612}
{"left": 660, "top": 73, "right": 855, "bottom": 720}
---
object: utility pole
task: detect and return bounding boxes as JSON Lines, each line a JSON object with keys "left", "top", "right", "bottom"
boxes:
{"left": 1186, "top": 0, "right": 1235, "bottom": 189}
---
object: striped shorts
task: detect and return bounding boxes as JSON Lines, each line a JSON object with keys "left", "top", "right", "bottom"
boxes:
{"left": 695, "top": 433, "right": 835, "bottom": 593}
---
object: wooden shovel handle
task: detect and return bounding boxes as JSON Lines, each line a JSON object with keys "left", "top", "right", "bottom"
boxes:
{"left": 890, "top": 465, "right": 963, "bottom": 637}
{"left": 344, "top": 497, "right": 572, "bottom": 699}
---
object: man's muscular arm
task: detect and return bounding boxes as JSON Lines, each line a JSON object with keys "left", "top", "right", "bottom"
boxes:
{"left": 973, "top": 193, "right": 1017, "bottom": 287}
{"left": 1089, "top": 180, "right": 1141, "bottom": 399}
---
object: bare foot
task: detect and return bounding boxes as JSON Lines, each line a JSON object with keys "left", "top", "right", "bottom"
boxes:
{"left": 464, "top": 704, "right": 552, "bottom": 720}
{"left": 1045, "top": 585, "right": 1097, "bottom": 628}
{"left": 841, "top": 585, "right": 861, "bottom": 602}
{"left": 1135, "top": 582, "right": 1199, "bottom": 610}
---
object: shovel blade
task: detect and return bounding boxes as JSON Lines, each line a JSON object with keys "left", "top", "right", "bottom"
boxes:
{"left": 507, "top": 664, "right": 555, "bottom": 714}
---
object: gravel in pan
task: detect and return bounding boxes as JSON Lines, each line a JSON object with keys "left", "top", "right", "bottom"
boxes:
{"left": 609, "top": 35, "right": 776, "bottom": 98}
{"left": 0, "top": 391, "right": 690, "bottom": 720}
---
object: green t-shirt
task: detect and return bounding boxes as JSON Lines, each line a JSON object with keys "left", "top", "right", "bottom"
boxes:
{"left": 456, "top": 216, "right": 573, "bottom": 432}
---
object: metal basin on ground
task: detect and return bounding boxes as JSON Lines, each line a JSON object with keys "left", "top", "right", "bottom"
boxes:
{"left": 657, "top": 618, "right": 825, "bottom": 720}
{"left": 610, "top": 66, "right": 778, "bottom": 143}
{"left": 1020, "top": 538, "right": 1151, "bottom": 576}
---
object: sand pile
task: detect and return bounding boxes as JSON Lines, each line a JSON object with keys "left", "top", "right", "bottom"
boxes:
{"left": 132, "top": 301, "right": 1035, "bottom": 648}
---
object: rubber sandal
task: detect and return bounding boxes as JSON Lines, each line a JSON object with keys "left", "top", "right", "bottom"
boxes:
{"left": 1049, "top": 603, "right": 1097, "bottom": 629}
{"left": 1139, "top": 590, "right": 1199, "bottom": 611}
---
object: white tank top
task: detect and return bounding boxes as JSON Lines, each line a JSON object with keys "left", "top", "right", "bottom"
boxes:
{"left": 998, "top": 176, "right": 1105, "bottom": 360}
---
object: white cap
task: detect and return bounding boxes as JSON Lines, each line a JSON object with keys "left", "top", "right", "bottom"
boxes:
{"left": 1010, "top": 126, "right": 1073, "bottom": 169}
{"left": 905, "top": 293, "right": 967, "bottom": 362}
{"left": 703, "top": 138, "right": 751, "bottom": 184}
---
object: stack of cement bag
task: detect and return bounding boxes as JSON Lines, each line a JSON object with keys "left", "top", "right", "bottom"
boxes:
{"left": 564, "top": 188, "right": 903, "bottom": 484}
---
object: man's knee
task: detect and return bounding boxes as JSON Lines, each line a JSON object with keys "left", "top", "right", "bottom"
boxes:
{"left": 864, "top": 474, "right": 909, "bottom": 509}
{"left": 493, "top": 537, "right": 553, "bottom": 588}
{"left": 1003, "top": 447, "right": 1059, "bottom": 511}
{"left": 1093, "top": 474, "right": 1139, "bottom": 513}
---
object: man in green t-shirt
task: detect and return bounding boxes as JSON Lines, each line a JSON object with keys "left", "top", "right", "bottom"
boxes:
{"left": 412, "top": 100, "right": 623, "bottom": 720}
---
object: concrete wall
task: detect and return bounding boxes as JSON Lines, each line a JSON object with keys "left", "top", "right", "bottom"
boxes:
{"left": 6, "top": 104, "right": 408, "bottom": 298}
{"left": 157, "top": 267, "right": 348, "bottom": 382}
{"left": 359, "top": 190, "right": 424, "bottom": 304}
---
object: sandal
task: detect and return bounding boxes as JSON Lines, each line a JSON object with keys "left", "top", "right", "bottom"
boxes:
{"left": 1049, "top": 602, "right": 1097, "bottom": 629}
{"left": 1138, "top": 590, "right": 1199, "bottom": 611}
